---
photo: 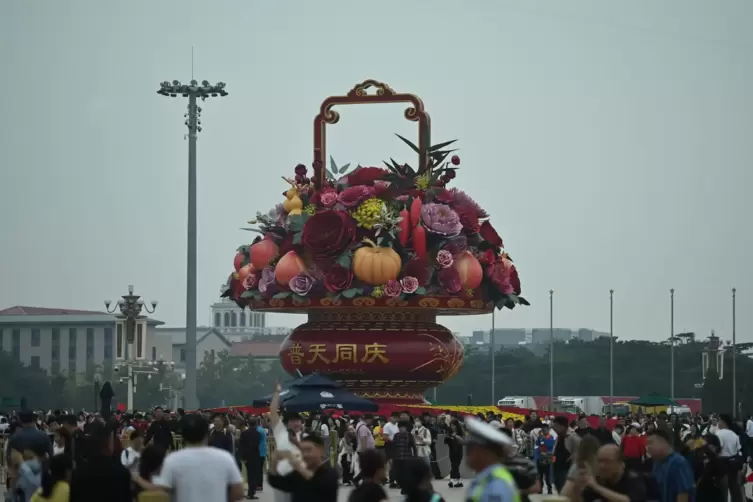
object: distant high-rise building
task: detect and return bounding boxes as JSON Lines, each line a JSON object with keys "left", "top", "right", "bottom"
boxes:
{"left": 575, "top": 329, "right": 609, "bottom": 341}
{"left": 532, "top": 328, "right": 572, "bottom": 344}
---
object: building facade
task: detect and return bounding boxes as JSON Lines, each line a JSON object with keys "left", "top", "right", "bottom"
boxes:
{"left": 0, "top": 306, "right": 163, "bottom": 375}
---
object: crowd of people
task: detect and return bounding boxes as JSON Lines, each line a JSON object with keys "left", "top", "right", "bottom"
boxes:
{"left": 3, "top": 401, "right": 753, "bottom": 502}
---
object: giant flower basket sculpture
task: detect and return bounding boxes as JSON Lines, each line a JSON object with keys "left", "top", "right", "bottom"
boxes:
{"left": 223, "top": 80, "right": 528, "bottom": 403}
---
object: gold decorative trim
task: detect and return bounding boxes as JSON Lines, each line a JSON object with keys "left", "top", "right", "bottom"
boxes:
{"left": 418, "top": 297, "right": 440, "bottom": 308}
{"left": 352, "top": 297, "right": 376, "bottom": 307}
{"left": 308, "top": 310, "right": 435, "bottom": 323}
{"left": 447, "top": 298, "right": 465, "bottom": 308}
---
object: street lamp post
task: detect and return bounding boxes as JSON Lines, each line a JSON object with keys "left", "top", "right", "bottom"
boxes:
{"left": 105, "top": 285, "right": 158, "bottom": 411}
{"left": 670, "top": 288, "right": 675, "bottom": 401}
{"left": 157, "top": 79, "right": 228, "bottom": 410}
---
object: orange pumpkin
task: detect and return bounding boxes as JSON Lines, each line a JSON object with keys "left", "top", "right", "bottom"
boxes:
{"left": 352, "top": 239, "right": 402, "bottom": 285}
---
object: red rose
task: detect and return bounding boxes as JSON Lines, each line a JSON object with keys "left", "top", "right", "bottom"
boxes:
{"left": 402, "top": 258, "right": 433, "bottom": 286}
{"left": 438, "top": 267, "right": 462, "bottom": 294}
{"left": 456, "top": 207, "right": 480, "bottom": 234}
{"left": 338, "top": 185, "right": 374, "bottom": 207}
{"left": 324, "top": 265, "right": 353, "bottom": 293}
{"left": 479, "top": 221, "right": 503, "bottom": 248}
{"left": 302, "top": 211, "right": 356, "bottom": 265}
{"left": 343, "top": 166, "right": 387, "bottom": 186}
{"left": 478, "top": 249, "right": 496, "bottom": 266}
{"left": 230, "top": 277, "right": 245, "bottom": 299}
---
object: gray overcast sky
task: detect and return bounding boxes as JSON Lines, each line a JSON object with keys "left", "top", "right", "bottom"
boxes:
{"left": 1, "top": 0, "right": 751, "bottom": 342}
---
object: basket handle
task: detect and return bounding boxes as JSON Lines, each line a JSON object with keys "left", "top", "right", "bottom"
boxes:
{"left": 313, "top": 80, "right": 431, "bottom": 189}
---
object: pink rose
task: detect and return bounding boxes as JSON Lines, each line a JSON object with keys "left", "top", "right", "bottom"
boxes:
{"left": 436, "top": 250, "right": 454, "bottom": 269}
{"left": 400, "top": 276, "right": 419, "bottom": 294}
{"left": 338, "top": 185, "right": 375, "bottom": 207}
{"left": 384, "top": 280, "right": 402, "bottom": 298}
{"left": 319, "top": 191, "right": 338, "bottom": 208}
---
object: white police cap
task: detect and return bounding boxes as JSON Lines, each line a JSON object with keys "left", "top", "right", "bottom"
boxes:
{"left": 464, "top": 416, "right": 515, "bottom": 447}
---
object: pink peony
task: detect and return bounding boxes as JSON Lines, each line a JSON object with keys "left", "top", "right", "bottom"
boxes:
{"left": 400, "top": 276, "right": 419, "bottom": 294}
{"left": 436, "top": 250, "right": 454, "bottom": 268}
{"left": 319, "top": 190, "right": 338, "bottom": 208}
{"left": 384, "top": 280, "right": 403, "bottom": 297}
{"left": 488, "top": 259, "right": 515, "bottom": 295}
{"left": 337, "top": 185, "right": 375, "bottom": 207}
{"left": 420, "top": 203, "right": 462, "bottom": 237}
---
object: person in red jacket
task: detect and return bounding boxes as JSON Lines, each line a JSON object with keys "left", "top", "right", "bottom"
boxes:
{"left": 621, "top": 425, "right": 646, "bottom": 473}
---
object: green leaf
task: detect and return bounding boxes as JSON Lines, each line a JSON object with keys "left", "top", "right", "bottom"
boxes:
{"left": 341, "top": 287, "right": 363, "bottom": 299}
{"left": 293, "top": 232, "right": 302, "bottom": 245}
{"left": 519, "top": 296, "right": 530, "bottom": 306}
{"left": 287, "top": 214, "right": 310, "bottom": 233}
{"left": 240, "top": 227, "right": 266, "bottom": 234}
{"left": 431, "top": 151, "right": 452, "bottom": 167}
{"left": 507, "top": 294, "right": 521, "bottom": 304}
{"left": 236, "top": 244, "right": 249, "bottom": 253}
{"left": 395, "top": 133, "right": 420, "bottom": 154}
{"left": 336, "top": 253, "right": 352, "bottom": 268}
{"left": 240, "top": 290, "right": 257, "bottom": 299}
{"left": 329, "top": 155, "right": 339, "bottom": 175}
{"left": 415, "top": 286, "right": 427, "bottom": 295}
{"left": 429, "top": 139, "right": 458, "bottom": 152}
{"left": 338, "top": 163, "right": 351, "bottom": 174}
{"left": 273, "top": 292, "right": 292, "bottom": 299}
{"left": 292, "top": 294, "right": 306, "bottom": 302}
{"left": 325, "top": 169, "right": 335, "bottom": 180}
{"left": 377, "top": 236, "right": 385, "bottom": 246}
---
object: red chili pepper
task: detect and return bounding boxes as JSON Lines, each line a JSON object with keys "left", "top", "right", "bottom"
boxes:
{"left": 410, "top": 198, "right": 422, "bottom": 228}
{"left": 412, "top": 225, "right": 427, "bottom": 260}
{"left": 399, "top": 209, "right": 411, "bottom": 247}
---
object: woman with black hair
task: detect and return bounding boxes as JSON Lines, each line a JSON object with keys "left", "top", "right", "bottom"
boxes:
{"left": 691, "top": 433, "right": 725, "bottom": 502}
{"left": 444, "top": 420, "right": 464, "bottom": 488}
{"left": 30, "top": 455, "right": 72, "bottom": 502}
{"left": 399, "top": 457, "right": 444, "bottom": 502}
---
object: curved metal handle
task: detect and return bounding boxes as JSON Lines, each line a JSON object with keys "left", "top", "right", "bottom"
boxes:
{"left": 313, "top": 80, "right": 431, "bottom": 189}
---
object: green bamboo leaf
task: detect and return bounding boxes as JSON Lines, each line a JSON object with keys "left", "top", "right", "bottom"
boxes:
{"left": 329, "top": 155, "right": 339, "bottom": 175}
{"left": 395, "top": 134, "right": 420, "bottom": 154}
{"left": 338, "top": 162, "right": 351, "bottom": 174}
{"left": 429, "top": 139, "right": 457, "bottom": 152}
{"left": 273, "top": 292, "right": 292, "bottom": 299}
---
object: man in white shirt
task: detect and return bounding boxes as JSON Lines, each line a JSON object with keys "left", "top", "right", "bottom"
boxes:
{"left": 121, "top": 429, "right": 144, "bottom": 471}
{"left": 715, "top": 414, "right": 743, "bottom": 502}
{"left": 156, "top": 414, "right": 244, "bottom": 502}
{"left": 382, "top": 413, "right": 400, "bottom": 488}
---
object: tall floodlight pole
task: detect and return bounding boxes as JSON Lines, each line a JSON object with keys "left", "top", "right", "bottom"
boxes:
{"left": 732, "top": 287, "right": 737, "bottom": 415}
{"left": 158, "top": 79, "right": 228, "bottom": 409}
{"left": 609, "top": 289, "right": 614, "bottom": 415}
{"left": 549, "top": 290, "right": 554, "bottom": 412}
{"left": 491, "top": 311, "right": 496, "bottom": 405}
{"left": 670, "top": 288, "right": 675, "bottom": 401}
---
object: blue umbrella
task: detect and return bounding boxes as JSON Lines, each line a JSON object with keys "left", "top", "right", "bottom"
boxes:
{"left": 253, "top": 385, "right": 378, "bottom": 412}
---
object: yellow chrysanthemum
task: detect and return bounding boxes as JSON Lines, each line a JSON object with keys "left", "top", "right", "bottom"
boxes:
{"left": 303, "top": 204, "right": 316, "bottom": 215}
{"left": 371, "top": 286, "right": 384, "bottom": 298}
{"left": 352, "top": 198, "right": 384, "bottom": 229}
{"left": 415, "top": 173, "right": 431, "bottom": 190}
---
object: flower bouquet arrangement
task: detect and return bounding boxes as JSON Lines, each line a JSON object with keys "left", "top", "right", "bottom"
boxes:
{"left": 223, "top": 135, "right": 528, "bottom": 311}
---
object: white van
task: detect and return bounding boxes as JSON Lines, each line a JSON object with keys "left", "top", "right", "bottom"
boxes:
{"left": 667, "top": 405, "right": 692, "bottom": 416}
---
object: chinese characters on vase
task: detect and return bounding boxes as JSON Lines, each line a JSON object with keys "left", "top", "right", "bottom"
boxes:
{"left": 287, "top": 342, "right": 390, "bottom": 366}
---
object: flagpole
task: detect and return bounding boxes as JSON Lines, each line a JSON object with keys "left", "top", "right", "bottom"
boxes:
{"left": 732, "top": 287, "right": 737, "bottom": 416}
{"left": 670, "top": 288, "right": 675, "bottom": 401}
{"left": 491, "top": 310, "right": 496, "bottom": 406}
{"left": 549, "top": 290, "right": 554, "bottom": 413}
{"left": 609, "top": 289, "right": 614, "bottom": 415}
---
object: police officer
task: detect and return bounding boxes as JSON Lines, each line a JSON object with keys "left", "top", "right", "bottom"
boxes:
{"left": 464, "top": 416, "right": 520, "bottom": 502}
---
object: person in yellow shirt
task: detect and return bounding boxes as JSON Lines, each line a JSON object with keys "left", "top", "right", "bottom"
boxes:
{"left": 374, "top": 418, "right": 386, "bottom": 450}
{"left": 31, "top": 455, "right": 72, "bottom": 502}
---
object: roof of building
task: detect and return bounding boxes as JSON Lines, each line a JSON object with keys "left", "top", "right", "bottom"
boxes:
{"left": 0, "top": 306, "right": 107, "bottom": 316}
{"left": 156, "top": 327, "right": 231, "bottom": 348}
{"left": 230, "top": 340, "right": 282, "bottom": 358}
